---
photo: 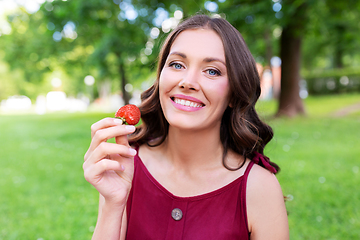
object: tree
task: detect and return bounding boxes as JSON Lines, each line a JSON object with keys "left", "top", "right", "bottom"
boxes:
{"left": 2, "top": 0, "right": 359, "bottom": 108}
{"left": 218, "top": 0, "right": 306, "bottom": 117}
{"left": 42, "top": 0, "right": 154, "bottom": 104}
{"left": 275, "top": 0, "right": 308, "bottom": 117}
{"left": 40, "top": 0, "right": 211, "bottom": 104}
{"left": 0, "top": 8, "right": 57, "bottom": 99}
{"left": 300, "top": 0, "right": 360, "bottom": 94}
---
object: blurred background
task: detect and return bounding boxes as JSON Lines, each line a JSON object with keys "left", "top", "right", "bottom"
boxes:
{"left": 0, "top": 0, "right": 359, "bottom": 239}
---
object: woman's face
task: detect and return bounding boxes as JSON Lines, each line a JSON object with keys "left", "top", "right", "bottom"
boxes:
{"left": 159, "top": 29, "right": 230, "bottom": 131}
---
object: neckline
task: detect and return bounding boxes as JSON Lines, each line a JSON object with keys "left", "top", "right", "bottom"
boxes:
{"left": 135, "top": 152, "right": 253, "bottom": 201}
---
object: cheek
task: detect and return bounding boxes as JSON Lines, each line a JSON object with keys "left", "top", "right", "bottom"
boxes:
{"left": 218, "top": 81, "right": 230, "bottom": 95}
{"left": 210, "top": 80, "right": 230, "bottom": 104}
{"left": 159, "top": 69, "right": 177, "bottom": 92}
{"left": 159, "top": 69, "right": 176, "bottom": 108}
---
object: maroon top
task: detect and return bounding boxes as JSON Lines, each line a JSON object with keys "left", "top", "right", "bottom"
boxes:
{"left": 125, "top": 151, "right": 262, "bottom": 240}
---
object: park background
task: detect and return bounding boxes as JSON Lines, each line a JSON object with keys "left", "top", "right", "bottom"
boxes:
{"left": 0, "top": 0, "right": 359, "bottom": 239}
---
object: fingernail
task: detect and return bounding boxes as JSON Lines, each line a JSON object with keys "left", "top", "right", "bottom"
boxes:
{"left": 114, "top": 119, "right": 123, "bottom": 124}
{"left": 129, "top": 148, "right": 137, "bottom": 156}
{"left": 125, "top": 125, "right": 136, "bottom": 132}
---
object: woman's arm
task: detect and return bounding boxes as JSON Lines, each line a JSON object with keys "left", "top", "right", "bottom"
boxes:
{"left": 83, "top": 118, "right": 136, "bottom": 240}
{"left": 246, "top": 165, "right": 289, "bottom": 240}
{"left": 92, "top": 194, "right": 125, "bottom": 240}
{"left": 92, "top": 194, "right": 128, "bottom": 240}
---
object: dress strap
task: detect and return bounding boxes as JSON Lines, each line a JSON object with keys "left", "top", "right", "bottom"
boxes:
{"left": 239, "top": 160, "right": 255, "bottom": 239}
{"left": 244, "top": 160, "right": 255, "bottom": 179}
{"left": 252, "top": 152, "right": 277, "bottom": 174}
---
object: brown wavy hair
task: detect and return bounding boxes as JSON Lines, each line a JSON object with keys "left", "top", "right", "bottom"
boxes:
{"left": 129, "top": 14, "right": 279, "bottom": 173}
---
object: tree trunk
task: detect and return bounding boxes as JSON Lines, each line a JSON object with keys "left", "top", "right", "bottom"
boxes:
{"left": 276, "top": 27, "right": 306, "bottom": 117}
{"left": 119, "top": 62, "right": 130, "bottom": 105}
{"left": 275, "top": 3, "right": 307, "bottom": 117}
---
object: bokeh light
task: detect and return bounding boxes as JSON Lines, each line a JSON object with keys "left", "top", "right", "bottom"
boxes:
{"left": 84, "top": 75, "right": 95, "bottom": 86}
{"left": 204, "top": 1, "right": 218, "bottom": 12}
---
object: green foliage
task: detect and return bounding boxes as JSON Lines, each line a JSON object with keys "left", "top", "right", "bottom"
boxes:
{"left": 40, "top": 0, "right": 157, "bottom": 102}
{"left": 302, "top": 0, "right": 360, "bottom": 69}
{"left": 0, "top": 0, "right": 360, "bottom": 104}
{"left": 302, "top": 67, "right": 360, "bottom": 94}
{"left": 219, "top": 0, "right": 279, "bottom": 65}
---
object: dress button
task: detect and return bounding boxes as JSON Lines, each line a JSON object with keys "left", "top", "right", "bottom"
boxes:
{"left": 171, "top": 208, "right": 183, "bottom": 221}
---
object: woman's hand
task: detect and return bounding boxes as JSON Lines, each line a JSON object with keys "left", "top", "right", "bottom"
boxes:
{"left": 83, "top": 117, "right": 137, "bottom": 206}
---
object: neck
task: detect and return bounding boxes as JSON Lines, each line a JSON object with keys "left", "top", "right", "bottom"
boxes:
{"left": 162, "top": 124, "right": 224, "bottom": 170}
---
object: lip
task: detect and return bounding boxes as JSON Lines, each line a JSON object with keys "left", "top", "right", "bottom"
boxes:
{"left": 170, "top": 94, "right": 205, "bottom": 112}
{"left": 173, "top": 94, "right": 204, "bottom": 104}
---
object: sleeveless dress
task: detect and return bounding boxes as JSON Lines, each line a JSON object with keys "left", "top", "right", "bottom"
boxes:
{"left": 125, "top": 150, "right": 272, "bottom": 240}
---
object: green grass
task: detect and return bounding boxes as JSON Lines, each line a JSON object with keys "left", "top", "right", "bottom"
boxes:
{"left": 0, "top": 112, "right": 108, "bottom": 239}
{"left": 0, "top": 94, "right": 359, "bottom": 239}
{"left": 258, "top": 93, "right": 360, "bottom": 239}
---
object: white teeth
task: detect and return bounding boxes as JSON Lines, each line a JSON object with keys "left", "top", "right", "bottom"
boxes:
{"left": 174, "top": 98, "right": 203, "bottom": 108}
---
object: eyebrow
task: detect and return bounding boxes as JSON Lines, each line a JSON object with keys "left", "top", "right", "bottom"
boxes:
{"left": 169, "top": 51, "right": 226, "bottom": 66}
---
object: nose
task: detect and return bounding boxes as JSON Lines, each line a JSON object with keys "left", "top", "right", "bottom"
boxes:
{"left": 178, "top": 68, "right": 200, "bottom": 91}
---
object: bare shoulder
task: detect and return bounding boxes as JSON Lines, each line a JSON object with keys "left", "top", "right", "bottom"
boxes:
{"left": 247, "top": 164, "right": 283, "bottom": 196}
{"left": 246, "top": 164, "right": 289, "bottom": 240}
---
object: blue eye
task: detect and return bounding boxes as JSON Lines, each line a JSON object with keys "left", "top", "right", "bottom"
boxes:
{"left": 170, "top": 62, "right": 183, "bottom": 69}
{"left": 207, "top": 69, "right": 220, "bottom": 76}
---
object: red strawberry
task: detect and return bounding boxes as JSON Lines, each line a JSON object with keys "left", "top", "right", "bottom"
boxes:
{"left": 115, "top": 104, "right": 141, "bottom": 125}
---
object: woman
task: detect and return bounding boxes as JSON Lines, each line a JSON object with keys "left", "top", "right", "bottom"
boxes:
{"left": 83, "top": 15, "right": 289, "bottom": 240}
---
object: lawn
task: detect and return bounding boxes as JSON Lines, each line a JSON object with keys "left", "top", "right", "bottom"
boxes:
{"left": 257, "top": 94, "right": 360, "bottom": 239}
{"left": 0, "top": 94, "right": 359, "bottom": 239}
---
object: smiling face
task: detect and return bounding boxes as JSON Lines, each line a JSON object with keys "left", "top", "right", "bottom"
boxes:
{"left": 159, "top": 29, "right": 230, "bottom": 131}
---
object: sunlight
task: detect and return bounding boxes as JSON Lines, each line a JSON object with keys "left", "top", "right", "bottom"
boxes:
{"left": 63, "top": 21, "right": 77, "bottom": 40}
{"left": 150, "top": 27, "right": 160, "bottom": 39}
{"left": 204, "top": 1, "right": 218, "bottom": 12}
{"left": 174, "top": 10, "right": 183, "bottom": 20}
{"left": 1, "top": 95, "right": 32, "bottom": 110}
{"left": 153, "top": 7, "right": 168, "bottom": 27}
{"left": 84, "top": 75, "right": 95, "bottom": 86}
{"left": 46, "top": 91, "right": 67, "bottom": 111}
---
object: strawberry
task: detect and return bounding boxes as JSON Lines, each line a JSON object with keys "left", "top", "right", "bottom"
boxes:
{"left": 115, "top": 104, "right": 141, "bottom": 125}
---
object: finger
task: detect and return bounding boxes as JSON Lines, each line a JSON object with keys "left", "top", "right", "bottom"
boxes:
{"left": 85, "top": 118, "right": 123, "bottom": 160}
{"left": 84, "top": 159, "right": 125, "bottom": 183}
{"left": 84, "top": 142, "right": 137, "bottom": 167}
{"left": 90, "top": 118, "right": 124, "bottom": 138}
{"left": 115, "top": 125, "right": 135, "bottom": 147}
{"left": 87, "top": 124, "right": 136, "bottom": 158}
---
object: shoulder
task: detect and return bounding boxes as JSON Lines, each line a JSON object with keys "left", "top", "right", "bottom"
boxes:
{"left": 246, "top": 164, "right": 284, "bottom": 214}
{"left": 247, "top": 163, "right": 282, "bottom": 195}
{"left": 246, "top": 163, "right": 289, "bottom": 239}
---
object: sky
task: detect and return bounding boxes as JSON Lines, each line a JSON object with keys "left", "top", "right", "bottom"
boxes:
{"left": 0, "top": 0, "right": 48, "bottom": 15}
{"left": 0, "top": 0, "right": 66, "bottom": 36}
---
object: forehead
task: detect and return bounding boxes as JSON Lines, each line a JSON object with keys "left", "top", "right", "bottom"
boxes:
{"left": 169, "top": 29, "right": 226, "bottom": 61}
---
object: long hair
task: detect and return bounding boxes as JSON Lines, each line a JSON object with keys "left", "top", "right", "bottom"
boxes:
{"left": 130, "top": 14, "right": 279, "bottom": 173}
